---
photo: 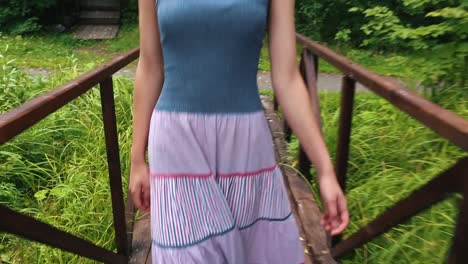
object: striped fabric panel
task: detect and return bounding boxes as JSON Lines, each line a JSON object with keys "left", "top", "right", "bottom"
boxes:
{"left": 150, "top": 164, "right": 292, "bottom": 248}
{"left": 217, "top": 165, "right": 292, "bottom": 230}
{"left": 150, "top": 176, "right": 235, "bottom": 248}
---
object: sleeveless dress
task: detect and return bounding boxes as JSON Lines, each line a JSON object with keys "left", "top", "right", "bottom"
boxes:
{"left": 147, "top": 0, "right": 305, "bottom": 263}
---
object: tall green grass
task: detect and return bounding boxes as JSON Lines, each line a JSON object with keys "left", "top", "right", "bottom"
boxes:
{"left": 0, "top": 48, "right": 134, "bottom": 263}
{"left": 0, "top": 13, "right": 139, "bottom": 71}
{"left": 1, "top": 33, "right": 467, "bottom": 263}
{"left": 287, "top": 90, "right": 467, "bottom": 264}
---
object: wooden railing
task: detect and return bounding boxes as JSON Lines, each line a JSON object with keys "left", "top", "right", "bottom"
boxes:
{"left": 1, "top": 32, "right": 467, "bottom": 263}
{"left": 0, "top": 48, "right": 140, "bottom": 263}
{"left": 275, "top": 33, "right": 468, "bottom": 263}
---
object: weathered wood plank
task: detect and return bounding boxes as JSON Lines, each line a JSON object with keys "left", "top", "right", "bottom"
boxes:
{"left": 261, "top": 96, "right": 336, "bottom": 264}
{"left": 129, "top": 212, "right": 152, "bottom": 264}
{"left": 74, "top": 25, "right": 120, "bottom": 40}
{"left": 146, "top": 246, "right": 152, "bottom": 264}
{"left": 125, "top": 193, "right": 136, "bottom": 256}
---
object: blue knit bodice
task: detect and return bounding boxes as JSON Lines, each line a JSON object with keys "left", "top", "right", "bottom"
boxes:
{"left": 154, "top": 0, "right": 269, "bottom": 113}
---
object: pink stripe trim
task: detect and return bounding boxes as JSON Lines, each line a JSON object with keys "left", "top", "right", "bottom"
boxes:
{"left": 217, "top": 165, "right": 277, "bottom": 178}
{"left": 150, "top": 172, "right": 211, "bottom": 179}
{"left": 150, "top": 165, "right": 277, "bottom": 179}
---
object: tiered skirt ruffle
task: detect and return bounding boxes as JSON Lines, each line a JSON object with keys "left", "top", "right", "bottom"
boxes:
{"left": 148, "top": 110, "right": 304, "bottom": 264}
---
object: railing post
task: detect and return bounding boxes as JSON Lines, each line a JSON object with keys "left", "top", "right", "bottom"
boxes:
{"left": 332, "top": 75, "right": 356, "bottom": 246}
{"left": 335, "top": 76, "right": 356, "bottom": 191}
{"left": 99, "top": 77, "right": 128, "bottom": 258}
{"left": 273, "top": 88, "right": 292, "bottom": 143}
{"left": 301, "top": 49, "right": 321, "bottom": 125}
{"left": 273, "top": 94, "right": 279, "bottom": 112}
{"left": 298, "top": 48, "right": 320, "bottom": 180}
{"left": 284, "top": 121, "right": 293, "bottom": 143}
{"left": 331, "top": 158, "right": 467, "bottom": 258}
{"left": 448, "top": 159, "right": 468, "bottom": 264}
{"left": 276, "top": 98, "right": 293, "bottom": 143}
{"left": 0, "top": 205, "right": 127, "bottom": 263}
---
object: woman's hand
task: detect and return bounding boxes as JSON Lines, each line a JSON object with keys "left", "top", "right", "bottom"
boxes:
{"left": 266, "top": 0, "right": 349, "bottom": 236}
{"left": 318, "top": 175, "right": 349, "bottom": 236}
{"left": 129, "top": 0, "right": 164, "bottom": 213}
{"left": 129, "top": 160, "right": 151, "bottom": 213}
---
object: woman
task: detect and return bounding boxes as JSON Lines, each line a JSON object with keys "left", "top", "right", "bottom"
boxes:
{"left": 130, "top": 0, "right": 349, "bottom": 263}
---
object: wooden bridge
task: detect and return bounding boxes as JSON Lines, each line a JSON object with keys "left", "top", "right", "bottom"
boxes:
{"left": 0, "top": 33, "right": 467, "bottom": 263}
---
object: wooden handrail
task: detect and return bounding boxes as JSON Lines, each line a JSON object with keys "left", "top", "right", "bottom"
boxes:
{"left": 296, "top": 33, "right": 468, "bottom": 151}
{"left": 331, "top": 157, "right": 467, "bottom": 257}
{"left": 2, "top": 31, "right": 467, "bottom": 264}
{"left": 0, "top": 48, "right": 139, "bottom": 144}
{"left": 0, "top": 206, "right": 127, "bottom": 263}
{"left": 290, "top": 33, "right": 468, "bottom": 263}
{"left": 0, "top": 47, "right": 140, "bottom": 263}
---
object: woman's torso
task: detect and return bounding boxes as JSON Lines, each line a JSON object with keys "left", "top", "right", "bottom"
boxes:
{"left": 155, "top": 0, "right": 269, "bottom": 113}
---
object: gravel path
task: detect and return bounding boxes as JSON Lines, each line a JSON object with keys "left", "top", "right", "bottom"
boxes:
{"left": 24, "top": 65, "right": 403, "bottom": 93}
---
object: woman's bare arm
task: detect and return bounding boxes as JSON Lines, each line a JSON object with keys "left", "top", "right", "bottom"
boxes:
{"left": 268, "top": 0, "right": 349, "bottom": 235}
{"left": 130, "top": 0, "right": 164, "bottom": 212}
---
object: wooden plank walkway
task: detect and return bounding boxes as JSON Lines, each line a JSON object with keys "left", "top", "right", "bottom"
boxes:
{"left": 128, "top": 96, "right": 334, "bottom": 264}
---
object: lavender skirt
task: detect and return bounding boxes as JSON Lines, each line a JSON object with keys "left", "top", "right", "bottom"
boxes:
{"left": 148, "top": 110, "right": 304, "bottom": 263}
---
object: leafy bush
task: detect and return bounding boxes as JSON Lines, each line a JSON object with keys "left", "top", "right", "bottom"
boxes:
{"left": 0, "top": 44, "right": 134, "bottom": 263}
{"left": 0, "top": 0, "right": 52, "bottom": 33}
{"left": 287, "top": 91, "right": 467, "bottom": 264}
{"left": 295, "top": 0, "right": 399, "bottom": 44}
{"left": 294, "top": 0, "right": 467, "bottom": 97}
{"left": 0, "top": 0, "right": 79, "bottom": 34}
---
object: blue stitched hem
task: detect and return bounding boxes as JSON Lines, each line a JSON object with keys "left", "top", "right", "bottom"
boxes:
{"left": 152, "top": 213, "right": 293, "bottom": 249}
{"left": 238, "top": 212, "right": 293, "bottom": 231}
{"left": 152, "top": 224, "right": 236, "bottom": 249}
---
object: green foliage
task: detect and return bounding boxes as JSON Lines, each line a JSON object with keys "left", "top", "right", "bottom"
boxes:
{"left": 295, "top": 0, "right": 361, "bottom": 43}
{"left": 9, "top": 17, "right": 43, "bottom": 35}
{"left": 334, "top": 29, "right": 352, "bottom": 46}
{"left": 0, "top": 45, "right": 134, "bottom": 263}
{"left": 124, "top": 0, "right": 139, "bottom": 13}
{"left": 295, "top": 0, "right": 467, "bottom": 97}
{"left": 354, "top": 1, "right": 467, "bottom": 94}
{"left": 356, "top": 2, "right": 468, "bottom": 49}
{"left": 288, "top": 91, "right": 467, "bottom": 264}
{"left": 0, "top": 7, "right": 466, "bottom": 263}
{"left": 0, "top": 12, "right": 139, "bottom": 70}
{"left": 103, "top": 14, "right": 140, "bottom": 52}
{"left": 0, "top": 46, "right": 30, "bottom": 112}
{"left": 295, "top": 0, "right": 400, "bottom": 44}
{"left": 0, "top": 0, "right": 56, "bottom": 34}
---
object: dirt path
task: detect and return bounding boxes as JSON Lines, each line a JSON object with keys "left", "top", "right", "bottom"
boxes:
{"left": 114, "top": 66, "right": 374, "bottom": 92}
{"left": 257, "top": 71, "right": 371, "bottom": 92}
